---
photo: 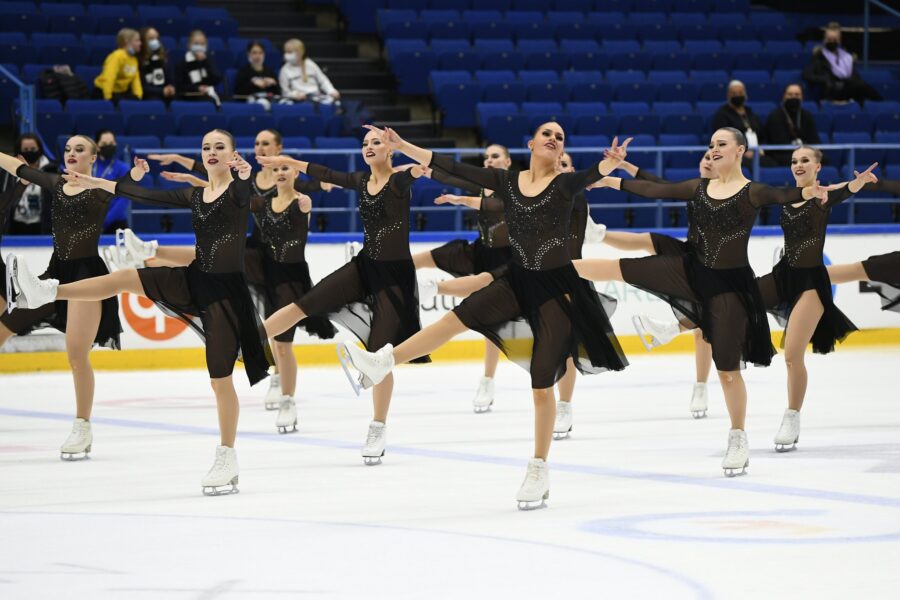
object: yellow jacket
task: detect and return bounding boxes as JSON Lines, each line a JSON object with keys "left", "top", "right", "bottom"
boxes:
{"left": 94, "top": 49, "right": 143, "bottom": 99}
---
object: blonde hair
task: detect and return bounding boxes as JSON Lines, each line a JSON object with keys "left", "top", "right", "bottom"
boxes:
{"left": 70, "top": 135, "right": 98, "bottom": 155}
{"left": 284, "top": 38, "right": 308, "bottom": 82}
{"left": 795, "top": 145, "right": 823, "bottom": 164}
{"left": 116, "top": 28, "right": 139, "bottom": 49}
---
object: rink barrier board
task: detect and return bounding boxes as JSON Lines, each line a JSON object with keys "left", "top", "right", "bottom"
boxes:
{"left": 2, "top": 329, "right": 899, "bottom": 374}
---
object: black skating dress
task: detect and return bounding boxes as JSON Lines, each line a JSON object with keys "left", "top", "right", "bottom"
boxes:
{"left": 292, "top": 164, "right": 430, "bottom": 363}
{"left": 632, "top": 169, "right": 700, "bottom": 259}
{"left": 115, "top": 174, "right": 273, "bottom": 384}
{"left": 0, "top": 166, "right": 122, "bottom": 348}
{"left": 251, "top": 192, "right": 336, "bottom": 343}
{"left": 428, "top": 153, "right": 627, "bottom": 389}
{"left": 756, "top": 187, "right": 859, "bottom": 354}
{"left": 428, "top": 168, "right": 513, "bottom": 276}
{"left": 617, "top": 178, "right": 812, "bottom": 371}
{"left": 0, "top": 178, "right": 27, "bottom": 302}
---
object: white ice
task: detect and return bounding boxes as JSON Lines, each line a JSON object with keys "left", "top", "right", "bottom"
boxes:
{"left": 2, "top": 348, "right": 900, "bottom": 599}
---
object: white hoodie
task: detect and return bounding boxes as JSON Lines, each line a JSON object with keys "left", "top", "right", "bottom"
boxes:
{"left": 279, "top": 58, "right": 336, "bottom": 100}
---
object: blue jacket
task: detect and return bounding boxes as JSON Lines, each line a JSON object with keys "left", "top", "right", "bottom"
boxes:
{"left": 94, "top": 157, "right": 131, "bottom": 229}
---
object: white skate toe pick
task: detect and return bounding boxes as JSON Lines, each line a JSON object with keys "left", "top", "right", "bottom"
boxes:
{"left": 517, "top": 458, "right": 550, "bottom": 510}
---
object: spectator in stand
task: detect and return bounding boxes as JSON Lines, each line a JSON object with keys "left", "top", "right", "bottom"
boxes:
{"left": 0, "top": 134, "right": 55, "bottom": 235}
{"left": 93, "top": 28, "right": 143, "bottom": 102}
{"left": 804, "top": 23, "right": 883, "bottom": 105}
{"left": 93, "top": 130, "right": 131, "bottom": 233}
{"left": 764, "top": 83, "right": 821, "bottom": 166}
{"left": 279, "top": 38, "right": 340, "bottom": 104}
{"left": 175, "top": 29, "right": 222, "bottom": 105}
{"left": 711, "top": 80, "right": 770, "bottom": 165}
{"left": 235, "top": 40, "right": 280, "bottom": 109}
{"left": 138, "top": 27, "right": 175, "bottom": 102}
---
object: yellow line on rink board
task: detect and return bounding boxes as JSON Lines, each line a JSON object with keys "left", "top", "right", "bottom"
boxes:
{"left": 1, "top": 329, "right": 899, "bottom": 373}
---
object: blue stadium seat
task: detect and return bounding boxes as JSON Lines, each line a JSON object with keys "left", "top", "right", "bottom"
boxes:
{"left": 218, "top": 102, "right": 267, "bottom": 117}
{"left": 698, "top": 81, "right": 728, "bottom": 102}
{"left": 169, "top": 101, "right": 217, "bottom": 115}
{"left": 690, "top": 69, "right": 729, "bottom": 83}
{"left": 482, "top": 81, "right": 526, "bottom": 103}
{"left": 470, "top": 19, "right": 513, "bottom": 40}
{"left": 118, "top": 136, "right": 161, "bottom": 156}
{"left": 644, "top": 40, "right": 681, "bottom": 54}
{"left": 474, "top": 69, "right": 516, "bottom": 83}
{"left": 607, "top": 52, "right": 652, "bottom": 72}
{"left": 277, "top": 115, "right": 327, "bottom": 139}
{"left": 718, "top": 24, "right": 761, "bottom": 42}
{"left": 36, "top": 112, "right": 73, "bottom": 144}
{"left": 461, "top": 10, "right": 504, "bottom": 25}
{"left": 0, "top": 14, "right": 47, "bottom": 35}
{"left": 618, "top": 114, "right": 660, "bottom": 137}
{"left": 833, "top": 131, "right": 882, "bottom": 167}
{"left": 659, "top": 133, "right": 701, "bottom": 146}
{"left": 436, "top": 81, "right": 482, "bottom": 128}
{"left": 176, "top": 113, "right": 228, "bottom": 136}
{"left": 655, "top": 82, "right": 699, "bottom": 104}
{"left": 0, "top": 2, "right": 38, "bottom": 16}
{"left": 523, "top": 50, "right": 568, "bottom": 72}
{"left": 646, "top": 70, "right": 688, "bottom": 85}
{"left": 518, "top": 70, "right": 559, "bottom": 84}
{"left": 31, "top": 32, "right": 78, "bottom": 47}
{"left": 228, "top": 115, "right": 276, "bottom": 137}
{"left": 74, "top": 112, "right": 125, "bottom": 136}
{"left": 479, "top": 106, "right": 529, "bottom": 148}
{"left": 527, "top": 81, "right": 571, "bottom": 102}
{"left": 832, "top": 113, "right": 875, "bottom": 135}
{"left": 609, "top": 101, "right": 650, "bottom": 115}
{"left": 161, "top": 136, "right": 204, "bottom": 152}
{"left": 569, "top": 81, "right": 613, "bottom": 103}
{"left": 875, "top": 113, "right": 900, "bottom": 133}
{"left": 652, "top": 101, "right": 695, "bottom": 116}
{"left": 614, "top": 82, "right": 658, "bottom": 102}
{"left": 600, "top": 22, "right": 639, "bottom": 41}
{"left": 574, "top": 114, "right": 616, "bottom": 136}
{"left": 390, "top": 49, "right": 437, "bottom": 95}
{"left": 438, "top": 48, "right": 481, "bottom": 72}
{"left": 49, "top": 14, "right": 94, "bottom": 35}
{"left": 629, "top": 12, "right": 667, "bottom": 27}
{"left": 480, "top": 48, "right": 523, "bottom": 71}
{"left": 431, "top": 39, "right": 470, "bottom": 54}
{"left": 282, "top": 136, "right": 313, "bottom": 150}
{"left": 271, "top": 104, "right": 317, "bottom": 118}
{"left": 35, "top": 99, "right": 64, "bottom": 114}
{"left": 651, "top": 52, "right": 693, "bottom": 72}
{"left": 662, "top": 114, "right": 705, "bottom": 135}
{"left": 555, "top": 22, "right": 599, "bottom": 40}
{"left": 429, "top": 21, "right": 471, "bottom": 41}
{"left": 565, "top": 102, "right": 609, "bottom": 117}
{"left": 40, "top": 3, "right": 84, "bottom": 17}
{"left": 126, "top": 113, "right": 176, "bottom": 137}
{"left": 22, "top": 63, "right": 52, "bottom": 83}
{"left": 66, "top": 100, "right": 116, "bottom": 114}
{"left": 37, "top": 45, "right": 89, "bottom": 66}
{"left": 731, "top": 69, "right": 771, "bottom": 85}
{"left": 747, "top": 82, "right": 779, "bottom": 103}
{"left": 668, "top": 12, "right": 707, "bottom": 28}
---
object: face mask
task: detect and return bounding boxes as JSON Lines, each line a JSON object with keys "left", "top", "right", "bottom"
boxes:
{"left": 729, "top": 95, "right": 746, "bottom": 108}
{"left": 20, "top": 149, "right": 41, "bottom": 164}
{"left": 190, "top": 44, "right": 207, "bottom": 55}
{"left": 126, "top": 46, "right": 136, "bottom": 56}
{"left": 284, "top": 52, "right": 298, "bottom": 65}
{"left": 99, "top": 145, "right": 117, "bottom": 161}
{"left": 824, "top": 41, "right": 839, "bottom": 52}
{"left": 148, "top": 38, "right": 161, "bottom": 52}
{"left": 783, "top": 98, "right": 801, "bottom": 112}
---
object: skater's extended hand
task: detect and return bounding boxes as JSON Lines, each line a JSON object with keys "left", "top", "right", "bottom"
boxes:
{"left": 130, "top": 156, "right": 150, "bottom": 182}
{"left": 256, "top": 155, "right": 293, "bottom": 168}
{"left": 599, "top": 136, "right": 632, "bottom": 176}
{"left": 319, "top": 181, "right": 339, "bottom": 192}
{"left": 363, "top": 124, "right": 404, "bottom": 151}
{"left": 850, "top": 162, "right": 878, "bottom": 193}
{"left": 161, "top": 171, "right": 209, "bottom": 187}
{"left": 61, "top": 170, "right": 109, "bottom": 190}
{"left": 147, "top": 153, "right": 181, "bottom": 166}
{"left": 585, "top": 177, "right": 613, "bottom": 191}
{"left": 434, "top": 193, "right": 463, "bottom": 205}
{"left": 227, "top": 152, "right": 252, "bottom": 180}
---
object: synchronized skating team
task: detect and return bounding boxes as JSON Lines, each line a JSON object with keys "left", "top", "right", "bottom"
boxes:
{"left": 2, "top": 122, "right": 898, "bottom": 509}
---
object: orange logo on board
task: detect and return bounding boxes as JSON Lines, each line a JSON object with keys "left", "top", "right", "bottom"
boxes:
{"left": 121, "top": 293, "right": 188, "bottom": 340}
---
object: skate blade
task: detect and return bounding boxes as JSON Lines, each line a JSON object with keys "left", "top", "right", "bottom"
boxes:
{"left": 775, "top": 441, "right": 797, "bottom": 452}
{"left": 202, "top": 477, "right": 239, "bottom": 496}
{"left": 336, "top": 344, "right": 363, "bottom": 396}
{"left": 6, "top": 255, "right": 19, "bottom": 312}
{"left": 363, "top": 452, "right": 384, "bottom": 466}
{"left": 552, "top": 428, "right": 572, "bottom": 440}
{"left": 517, "top": 492, "right": 549, "bottom": 511}
{"left": 60, "top": 450, "right": 91, "bottom": 461}
{"left": 691, "top": 409, "right": 708, "bottom": 419}
{"left": 723, "top": 461, "right": 749, "bottom": 477}
{"left": 631, "top": 316, "right": 655, "bottom": 352}
{"left": 277, "top": 421, "right": 298, "bottom": 434}
{"left": 473, "top": 402, "right": 493, "bottom": 414}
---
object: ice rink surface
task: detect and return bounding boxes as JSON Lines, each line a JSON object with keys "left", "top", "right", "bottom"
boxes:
{"left": 2, "top": 347, "right": 900, "bottom": 599}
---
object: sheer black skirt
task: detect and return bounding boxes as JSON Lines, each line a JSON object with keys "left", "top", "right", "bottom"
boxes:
{"left": 453, "top": 262, "right": 627, "bottom": 389}
{"left": 430, "top": 238, "right": 512, "bottom": 277}
{"left": 620, "top": 253, "right": 774, "bottom": 370}
{"left": 757, "top": 259, "right": 857, "bottom": 354}
{"left": 138, "top": 262, "right": 273, "bottom": 384}
{"left": 863, "top": 251, "right": 900, "bottom": 313}
{"left": 650, "top": 233, "right": 692, "bottom": 257}
{"left": 0, "top": 258, "right": 5, "bottom": 302}
{"left": 297, "top": 253, "right": 431, "bottom": 363}
{"left": 0, "top": 253, "right": 121, "bottom": 349}
{"left": 259, "top": 254, "right": 337, "bottom": 343}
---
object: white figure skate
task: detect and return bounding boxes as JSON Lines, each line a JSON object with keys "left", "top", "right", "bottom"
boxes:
{"left": 516, "top": 458, "right": 550, "bottom": 510}
{"left": 472, "top": 376, "right": 495, "bottom": 413}
{"left": 553, "top": 401, "right": 573, "bottom": 440}
{"left": 263, "top": 373, "right": 282, "bottom": 410}
{"left": 632, "top": 313, "right": 680, "bottom": 351}
{"left": 337, "top": 342, "right": 392, "bottom": 395}
{"left": 201, "top": 445, "right": 239, "bottom": 496}
{"left": 344, "top": 241, "right": 362, "bottom": 262}
{"left": 6, "top": 254, "right": 58, "bottom": 311}
{"left": 774, "top": 409, "right": 800, "bottom": 452}
{"left": 275, "top": 396, "right": 298, "bottom": 434}
{"left": 361, "top": 421, "right": 386, "bottom": 465}
{"left": 690, "top": 382, "right": 708, "bottom": 419}
{"left": 722, "top": 429, "right": 749, "bottom": 477}
{"left": 60, "top": 418, "right": 92, "bottom": 461}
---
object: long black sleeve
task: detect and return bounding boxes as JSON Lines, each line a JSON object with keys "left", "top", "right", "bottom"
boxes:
{"left": 294, "top": 178, "right": 322, "bottom": 194}
{"left": 15, "top": 165, "right": 60, "bottom": 191}
{"left": 304, "top": 163, "right": 363, "bottom": 190}
{"left": 634, "top": 168, "right": 668, "bottom": 184}
{"left": 748, "top": 183, "right": 806, "bottom": 208}
{"left": 428, "top": 152, "right": 507, "bottom": 193}
{"left": 620, "top": 177, "right": 700, "bottom": 201}
{"left": 429, "top": 166, "right": 482, "bottom": 195}
{"left": 558, "top": 162, "right": 603, "bottom": 196}
{"left": 115, "top": 173, "right": 193, "bottom": 208}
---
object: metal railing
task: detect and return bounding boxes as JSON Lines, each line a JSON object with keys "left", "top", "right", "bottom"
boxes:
{"left": 0, "top": 65, "right": 35, "bottom": 135}
{"left": 128, "top": 143, "right": 900, "bottom": 231}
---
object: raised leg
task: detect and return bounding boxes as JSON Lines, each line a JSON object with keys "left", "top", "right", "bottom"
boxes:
{"left": 572, "top": 258, "right": 625, "bottom": 282}
{"left": 146, "top": 246, "right": 196, "bottom": 268}
{"left": 437, "top": 272, "right": 493, "bottom": 298}
{"left": 263, "top": 303, "right": 307, "bottom": 339}
{"left": 412, "top": 250, "right": 437, "bottom": 270}
{"left": 393, "top": 311, "right": 469, "bottom": 364}
{"left": 826, "top": 261, "right": 867, "bottom": 285}
{"left": 603, "top": 231, "right": 655, "bottom": 253}
{"left": 56, "top": 269, "right": 144, "bottom": 301}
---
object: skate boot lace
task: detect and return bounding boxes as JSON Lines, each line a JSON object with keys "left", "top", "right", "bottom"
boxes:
{"left": 279, "top": 397, "right": 293, "bottom": 411}
{"left": 210, "top": 451, "right": 228, "bottom": 474}
{"left": 366, "top": 426, "right": 382, "bottom": 447}
{"left": 525, "top": 464, "right": 542, "bottom": 487}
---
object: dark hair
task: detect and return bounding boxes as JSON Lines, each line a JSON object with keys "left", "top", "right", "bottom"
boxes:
{"left": 246, "top": 40, "right": 265, "bottom": 54}
{"left": 782, "top": 82, "right": 803, "bottom": 96}
{"left": 14, "top": 133, "right": 43, "bottom": 155}
{"left": 532, "top": 121, "right": 565, "bottom": 138}
{"left": 207, "top": 128, "right": 235, "bottom": 150}
{"left": 485, "top": 143, "right": 510, "bottom": 160}
{"left": 138, "top": 26, "right": 166, "bottom": 65}
{"left": 795, "top": 145, "right": 823, "bottom": 163}
{"left": 95, "top": 129, "right": 117, "bottom": 143}
{"left": 718, "top": 127, "right": 747, "bottom": 148}
{"left": 258, "top": 128, "right": 283, "bottom": 146}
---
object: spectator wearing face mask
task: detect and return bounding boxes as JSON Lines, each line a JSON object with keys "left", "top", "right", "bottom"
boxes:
{"left": 94, "top": 28, "right": 143, "bottom": 102}
{"left": 279, "top": 38, "right": 339, "bottom": 104}
{"left": 711, "top": 80, "right": 769, "bottom": 164}
{"left": 764, "top": 84, "right": 821, "bottom": 167}
{"left": 175, "top": 29, "right": 222, "bottom": 104}
{"left": 0, "top": 134, "right": 56, "bottom": 235}
{"left": 235, "top": 40, "right": 280, "bottom": 109}
{"left": 93, "top": 130, "right": 132, "bottom": 233}
{"left": 804, "top": 23, "right": 883, "bottom": 105}
{"left": 139, "top": 26, "right": 175, "bottom": 101}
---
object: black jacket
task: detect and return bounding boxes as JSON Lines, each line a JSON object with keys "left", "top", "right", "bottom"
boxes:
{"left": 234, "top": 64, "right": 280, "bottom": 98}
{"left": 803, "top": 47, "right": 862, "bottom": 100}
{"left": 174, "top": 54, "right": 222, "bottom": 97}
{"left": 764, "top": 105, "right": 822, "bottom": 166}
{"left": 710, "top": 103, "right": 764, "bottom": 141}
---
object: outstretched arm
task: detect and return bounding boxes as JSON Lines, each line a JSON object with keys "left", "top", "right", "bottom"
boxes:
{"left": 148, "top": 153, "right": 197, "bottom": 171}
{"left": 257, "top": 155, "right": 360, "bottom": 189}
{"left": 822, "top": 163, "right": 880, "bottom": 207}
{"left": 434, "top": 194, "right": 482, "bottom": 210}
{"left": 616, "top": 177, "right": 700, "bottom": 200}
